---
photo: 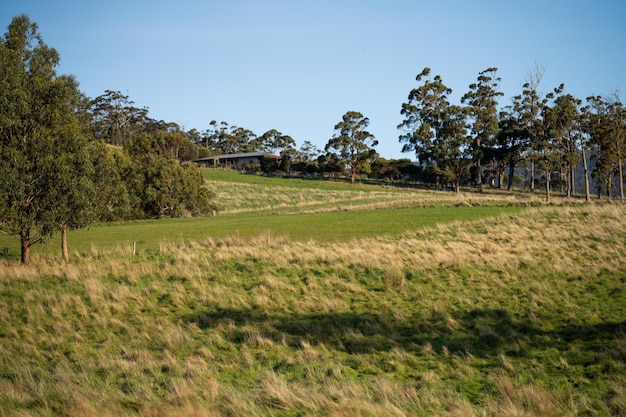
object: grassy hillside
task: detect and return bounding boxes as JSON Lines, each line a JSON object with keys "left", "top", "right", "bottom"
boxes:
{"left": 200, "top": 169, "right": 535, "bottom": 214}
{"left": 0, "top": 170, "right": 528, "bottom": 258}
{"left": 1, "top": 202, "right": 625, "bottom": 416}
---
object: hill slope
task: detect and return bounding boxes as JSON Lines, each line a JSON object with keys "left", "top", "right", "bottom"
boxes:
{"left": 1, "top": 204, "right": 624, "bottom": 416}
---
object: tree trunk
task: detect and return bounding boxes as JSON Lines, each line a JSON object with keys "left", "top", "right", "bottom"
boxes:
{"left": 507, "top": 159, "right": 517, "bottom": 190}
{"left": 530, "top": 157, "right": 535, "bottom": 193}
{"left": 569, "top": 165, "right": 575, "bottom": 198}
{"left": 489, "top": 160, "right": 496, "bottom": 188}
{"left": 20, "top": 229, "right": 31, "bottom": 266}
{"left": 545, "top": 170, "right": 551, "bottom": 203}
{"left": 582, "top": 147, "right": 590, "bottom": 202}
{"left": 618, "top": 150, "right": 624, "bottom": 202}
{"left": 477, "top": 157, "right": 483, "bottom": 193}
{"left": 61, "top": 224, "right": 69, "bottom": 262}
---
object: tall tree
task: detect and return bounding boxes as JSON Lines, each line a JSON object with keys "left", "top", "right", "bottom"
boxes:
{"left": 398, "top": 68, "right": 466, "bottom": 190}
{"left": 437, "top": 104, "right": 471, "bottom": 192}
{"left": 461, "top": 68, "right": 503, "bottom": 192}
{"left": 497, "top": 103, "right": 530, "bottom": 191}
{"left": 585, "top": 94, "right": 625, "bottom": 200}
{"left": 542, "top": 87, "right": 583, "bottom": 198}
{"left": 517, "top": 65, "right": 547, "bottom": 192}
{"left": 0, "top": 15, "right": 94, "bottom": 264}
{"left": 325, "top": 111, "right": 378, "bottom": 184}
{"left": 89, "top": 90, "right": 151, "bottom": 145}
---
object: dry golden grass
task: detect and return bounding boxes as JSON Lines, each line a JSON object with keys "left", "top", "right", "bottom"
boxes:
{"left": 0, "top": 203, "right": 625, "bottom": 416}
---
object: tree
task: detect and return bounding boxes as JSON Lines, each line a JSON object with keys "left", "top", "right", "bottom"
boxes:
{"left": 89, "top": 90, "right": 151, "bottom": 145}
{"left": 125, "top": 133, "right": 216, "bottom": 218}
{"left": 260, "top": 129, "right": 296, "bottom": 171}
{"left": 542, "top": 87, "right": 583, "bottom": 198}
{"left": 398, "top": 68, "right": 470, "bottom": 190}
{"left": 585, "top": 94, "right": 625, "bottom": 200}
{"left": 325, "top": 111, "right": 378, "bottom": 184}
{"left": 438, "top": 105, "right": 471, "bottom": 192}
{"left": 497, "top": 105, "right": 530, "bottom": 191}
{"left": 203, "top": 121, "right": 259, "bottom": 155}
{"left": 517, "top": 65, "right": 547, "bottom": 192}
{"left": 461, "top": 68, "right": 503, "bottom": 192}
{"left": 0, "top": 15, "right": 94, "bottom": 264}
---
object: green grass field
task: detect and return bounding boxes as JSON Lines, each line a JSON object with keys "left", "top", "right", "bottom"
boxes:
{"left": 1, "top": 171, "right": 625, "bottom": 416}
{"left": 0, "top": 170, "right": 527, "bottom": 258}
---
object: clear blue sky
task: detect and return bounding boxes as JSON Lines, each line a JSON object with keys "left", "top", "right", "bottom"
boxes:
{"left": 2, "top": 0, "right": 625, "bottom": 159}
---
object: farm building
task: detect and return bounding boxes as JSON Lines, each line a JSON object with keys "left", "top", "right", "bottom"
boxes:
{"left": 194, "top": 152, "right": 280, "bottom": 168}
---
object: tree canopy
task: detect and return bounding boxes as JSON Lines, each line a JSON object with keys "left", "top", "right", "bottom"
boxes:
{"left": 0, "top": 15, "right": 93, "bottom": 264}
{"left": 325, "top": 111, "right": 378, "bottom": 184}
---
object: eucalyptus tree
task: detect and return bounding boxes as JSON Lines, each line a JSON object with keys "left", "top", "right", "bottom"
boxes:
{"left": 0, "top": 15, "right": 95, "bottom": 264}
{"left": 297, "top": 140, "right": 321, "bottom": 163}
{"left": 204, "top": 121, "right": 259, "bottom": 154}
{"left": 293, "top": 140, "right": 321, "bottom": 173}
{"left": 497, "top": 104, "right": 530, "bottom": 191}
{"left": 326, "top": 111, "right": 378, "bottom": 184}
{"left": 542, "top": 87, "right": 583, "bottom": 198}
{"left": 89, "top": 90, "right": 151, "bottom": 144}
{"left": 125, "top": 133, "right": 216, "bottom": 218}
{"left": 516, "top": 66, "right": 548, "bottom": 192}
{"left": 585, "top": 94, "right": 625, "bottom": 200}
{"left": 398, "top": 67, "right": 450, "bottom": 189}
{"left": 260, "top": 129, "right": 296, "bottom": 170}
{"left": 436, "top": 105, "right": 471, "bottom": 192}
{"left": 461, "top": 68, "right": 503, "bottom": 192}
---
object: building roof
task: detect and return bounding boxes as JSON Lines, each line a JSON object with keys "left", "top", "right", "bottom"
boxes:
{"left": 195, "top": 152, "right": 279, "bottom": 162}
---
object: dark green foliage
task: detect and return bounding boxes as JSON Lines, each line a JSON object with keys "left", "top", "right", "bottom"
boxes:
{"left": 0, "top": 15, "right": 94, "bottom": 264}
{"left": 461, "top": 68, "right": 504, "bottom": 192}
{"left": 124, "top": 133, "right": 216, "bottom": 218}
{"left": 399, "top": 68, "right": 472, "bottom": 191}
{"left": 326, "top": 111, "right": 378, "bottom": 184}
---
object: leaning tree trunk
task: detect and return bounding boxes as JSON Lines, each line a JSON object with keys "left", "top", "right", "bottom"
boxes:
{"left": 618, "top": 150, "right": 624, "bottom": 202}
{"left": 582, "top": 147, "right": 591, "bottom": 202}
{"left": 61, "top": 224, "right": 69, "bottom": 262}
{"left": 20, "top": 228, "right": 31, "bottom": 266}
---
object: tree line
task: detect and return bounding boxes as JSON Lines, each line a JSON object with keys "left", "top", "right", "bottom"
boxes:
{"left": 2, "top": 15, "right": 625, "bottom": 264}
{"left": 398, "top": 67, "right": 625, "bottom": 201}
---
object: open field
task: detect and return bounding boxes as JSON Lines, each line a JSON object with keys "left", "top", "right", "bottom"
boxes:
{"left": 0, "top": 170, "right": 529, "bottom": 259}
{"left": 1, "top": 173, "right": 625, "bottom": 416}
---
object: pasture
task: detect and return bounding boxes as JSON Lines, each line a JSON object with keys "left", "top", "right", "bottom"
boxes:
{"left": 0, "top": 171, "right": 625, "bottom": 416}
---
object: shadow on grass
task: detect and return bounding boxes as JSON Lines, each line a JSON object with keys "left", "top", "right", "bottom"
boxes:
{"left": 183, "top": 307, "right": 626, "bottom": 359}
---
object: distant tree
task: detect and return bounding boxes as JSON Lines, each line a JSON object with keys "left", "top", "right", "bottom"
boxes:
{"left": 260, "top": 129, "right": 296, "bottom": 171}
{"left": 86, "top": 141, "right": 132, "bottom": 221}
{"left": 518, "top": 65, "right": 548, "bottom": 192}
{"left": 438, "top": 105, "right": 471, "bottom": 192}
{"left": 325, "top": 111, "right": 378, "bottom": 184}
{"left": 398, "top": 68, "right": 470, "bottom": 190}
{"left": 0, "top": 15, "right": 94, "bottom": 264}
{"left": 89, "top": 90, "right": 151, "bottom": 145}
{"left": 585, "top": 94, "right": 625, "bottom": 200}
{"left": 371, "top": 158, "right": 401, "bottom": 181}
{"left": 497, "top": 104, "right": 530, "bottom": 191}
{"left": 125, "top": 134, "right": 216, "bottom": 218}
{"left": 296, "top": 140, "right": 321, "bottom": 163}
{"left": 461, "top": 68, "right": 503, "bottom": 192}
{"left": 203, "top": 121, "right": 259, "bottom": 155}
{"left": 542, "top": 87, "right": 583, "bottom": 198}
{"left": 260, "top": 129, "right": 284, "bottom": 154}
